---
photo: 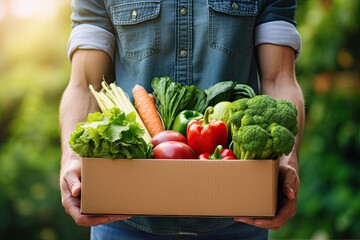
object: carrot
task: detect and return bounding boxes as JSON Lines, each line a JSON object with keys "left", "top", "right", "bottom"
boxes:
{"left": 132, "top": 84, "right": 164, "bottom": 137}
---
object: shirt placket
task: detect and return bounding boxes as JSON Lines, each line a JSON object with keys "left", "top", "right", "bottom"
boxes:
{"left": 175, "top": 0, "right": 193, "bottom": 86}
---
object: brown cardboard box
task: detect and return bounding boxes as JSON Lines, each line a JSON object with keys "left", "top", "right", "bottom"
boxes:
{"left": 81, "top": 158, "right": 279, "bottom": 217}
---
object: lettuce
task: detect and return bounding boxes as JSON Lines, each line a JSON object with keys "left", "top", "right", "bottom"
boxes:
{"left": 69, "top": 107, "right": 153, "bottom": 159}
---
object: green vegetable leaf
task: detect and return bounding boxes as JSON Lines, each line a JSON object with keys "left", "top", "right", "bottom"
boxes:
{"left": 69, "top": 107, "right": 153, "bottom": 159}
{"left": 151, "top": 76, "right": 258, "bottom": 130}
{"left": 205, "top": 81, "right": 236, "bottom": 107}
{"left": 152, "top": 76, "right": 199, "bottom": 130}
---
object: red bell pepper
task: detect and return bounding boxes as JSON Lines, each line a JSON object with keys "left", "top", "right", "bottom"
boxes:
{"left": 187, "top": 107, "right": 228, "bottom": 156}
{"left": 198, "top": 145, "right": 237, "bottom": 160}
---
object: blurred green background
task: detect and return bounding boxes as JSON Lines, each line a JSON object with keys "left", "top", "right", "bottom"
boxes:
{"left": 0, "top": 0, "right": 359, "bottom": 239}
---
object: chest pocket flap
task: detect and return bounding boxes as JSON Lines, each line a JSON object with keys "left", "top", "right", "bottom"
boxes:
{"left": 208, "top": 0, "right": 258, "bottom": 16}
{"left": 111, "top": 1, "right": 161, "bottom": 25}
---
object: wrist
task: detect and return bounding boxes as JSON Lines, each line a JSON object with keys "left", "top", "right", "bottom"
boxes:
{"left": 280, "top": 151, "right": 299, "bottom": 173}
{"left": 61, "top": 147, "right": 81, "bottom": 165}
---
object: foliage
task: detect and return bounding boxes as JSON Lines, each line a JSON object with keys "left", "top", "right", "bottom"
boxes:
{"left": 0, "top": 2, "right": 89, "bottom": 239}
{"left": 270, "top": 75, "right": 360, "bottom": 239}
{"left": 270, "top": 0, "right": 360, "bottom": 239}
{"left": 0, "top": 0, "right": 359, "bottom": 239}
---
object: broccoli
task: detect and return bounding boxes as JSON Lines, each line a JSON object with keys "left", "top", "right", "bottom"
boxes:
{"left": 223, "top": 98, "right": 248, "bottom": 125}
{"left": 225, "top": 95, "right": 298, "bottom": 160}
{"left": 246, "top": 95, "right": 277, "bottom": 116}
{"left": 268, "top": 123, "right": 295, "bottom": 157}
{"left": 232, "top": 125, "right": 273, "bottom": 160}
{"left": 274, "top": 99, "right": 299, "bottom": 135}
{"left": 229, "top": 111, "right": 246, "bottom": 133}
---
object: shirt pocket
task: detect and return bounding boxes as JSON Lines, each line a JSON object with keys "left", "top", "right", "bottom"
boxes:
{"left": 110, "top": 1, "right": 161, "bottom": 60}
{"left": 208, "top": 0, "right": 259, "bottom": 56}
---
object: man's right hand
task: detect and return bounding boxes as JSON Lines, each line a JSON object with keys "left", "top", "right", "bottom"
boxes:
{"left": 60, "top": 156, "right": 131, "bottom": 227}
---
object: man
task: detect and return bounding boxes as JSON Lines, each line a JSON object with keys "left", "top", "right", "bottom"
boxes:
{"left": 60, "top": 0, "right": 304, "bottom": 239}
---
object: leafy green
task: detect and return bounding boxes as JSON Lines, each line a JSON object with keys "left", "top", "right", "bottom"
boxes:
{"left": 204, "top": 81, "right": 236, "bottom": 107}
{"left": 185, "top": 87, "right": 208, "bottom": 113}
{"left": 151, "top": 76, "right": 200, "bottom": 130}
{"left": 230, "top": 83, "right": 257, "bottom": 101}
{"left": 69, "top": 107, "right": 153, "bottom": 159}
{"left": 89, "top": 81, "right": 152, "bottom": 143}
{"left": 151, "top": 76, "right": 257, "bottom": 130}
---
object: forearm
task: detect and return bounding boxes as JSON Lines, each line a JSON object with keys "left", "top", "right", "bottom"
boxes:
{"left": 59, "top": 83, "right": 99, "bottom": 162}
{"left": 59, "top": 49, "right": 113, "bottom": 166}
{"left": 257, "top": 44, "right": 305, "bottom": 170}
{"left": 265, "top": 79, "right": 304, "bottom": 170}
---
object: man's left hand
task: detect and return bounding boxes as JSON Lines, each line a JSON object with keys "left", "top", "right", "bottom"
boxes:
{"left": 234, "top": 161, "right": 300, "bottom": 230}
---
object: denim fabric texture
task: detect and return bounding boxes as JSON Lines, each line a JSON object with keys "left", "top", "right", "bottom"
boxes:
{"left": 70, "top": 0, "right": 299, "bottom": 97}
{"left": 69, "top": 0, "right": 299, "bottom": 237}
{"left": 91, "top": 220, "right": 268, "bottom": 239}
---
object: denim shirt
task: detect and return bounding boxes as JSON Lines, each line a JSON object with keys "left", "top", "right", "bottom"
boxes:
{"left": 68, "top": 0, "right": 301, "bottom": 236}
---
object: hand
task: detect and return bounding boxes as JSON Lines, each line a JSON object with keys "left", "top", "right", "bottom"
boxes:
{"left": 234, "top": 159, "right": 300, "bottom": 230}
{"left": 60, "top": 157, "right": 131, "bottom": 226}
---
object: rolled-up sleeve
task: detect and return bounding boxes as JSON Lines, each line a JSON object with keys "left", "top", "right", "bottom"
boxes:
{"left": 255, "top": 21, "right": 301, "bottom": 59}
{"left": 255, "top": 0, "right": 302, "bottom": 58}
{"left": 68, "top": 24, "right": 115, "bottom": 61}
{"left": 67, "top": 0, "right": 115, "bottom": 61}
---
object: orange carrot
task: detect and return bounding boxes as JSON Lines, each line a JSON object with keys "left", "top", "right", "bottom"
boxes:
{"left": 132, "top": 84, "right": 164, "bottom": 137}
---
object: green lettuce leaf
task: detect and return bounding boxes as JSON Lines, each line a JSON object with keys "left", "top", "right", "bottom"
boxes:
{"left": 69, "top": 107, "right": 153, "bottom": 159}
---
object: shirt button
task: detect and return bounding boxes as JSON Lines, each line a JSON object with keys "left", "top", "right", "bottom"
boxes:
{"left": 131, "top": 10, "right": 138, "bottom": 19}
{"left": 180, "top": 7, "right": 188, "bottom": 16}
{"left": 231, "top": 2, "right": 239, "bottom": 10}
{"left": 180, "top": 50, "right": 188, "bottom": 57}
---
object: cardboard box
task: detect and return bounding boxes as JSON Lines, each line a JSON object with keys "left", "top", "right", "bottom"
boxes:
{"left": 81, "top": 158, "right": 279, "bottom": 217}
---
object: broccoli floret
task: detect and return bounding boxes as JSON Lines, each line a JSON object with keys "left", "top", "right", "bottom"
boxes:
{"left": 230, "top": 97, "right": 249, "bottom": 112}
{"left": 246, "top": 95, "right": 277, "bottom": 116}
{"left": 225, "top": 95, "right": 298, "bottom": 160}
{"left": 240, "top": 114, "right": 255, "bottom": 126}
{"left": 229, "top": 111, "right": 246, "bottom": 133}
{"left": 232, "top": 125, "right": 272, "bottom": 159}
{"left": 268, "top": 123, "right": 295, "bottom": 159}
{"left": 223, "top": 98, "right": 248, "bottom": 122}
{"left": 274, "top": 99, "right": 299, "bottom": 135}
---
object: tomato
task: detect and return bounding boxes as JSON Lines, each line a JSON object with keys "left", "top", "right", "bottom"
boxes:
{"left": 151, "top": 130, "right": 187, "bottom": 147}
{"left": 152, "top": 141, "right": 197, "bottom": 159}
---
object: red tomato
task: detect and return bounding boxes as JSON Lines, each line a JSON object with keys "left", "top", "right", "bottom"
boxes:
{"left": 151, "top": 130, "right": 187, "bottom": 147}
{"left": 152, "top": 141, "right": 197, "bottom": 159}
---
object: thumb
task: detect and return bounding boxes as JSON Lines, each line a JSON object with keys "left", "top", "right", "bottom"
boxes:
{"left": 283, "top": 183, "right": 295, "bottom": 200}
{"left": 280, "top": 165, "right": 299, "bottom": 200}
{"left": 282, "top": 172, "right": 299, "bottom": 200}
{"left": 67, "top": 175, "right": 81, "bottom": 198}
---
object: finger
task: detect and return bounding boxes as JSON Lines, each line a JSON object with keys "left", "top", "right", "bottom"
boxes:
{"left": 234, "top": 217, "right": 281, "bottom": 230}
{"left": 283, "top": 184, "right": 295, "bottom": 200}
{"left": 235, "top": 217, "right": 276, "bottom": 229}
{"left": 74, "top": 214, "right": 132, "bottom": 227}
{"left": 235, "top": 197, "right": 297, "bottom": 230}
{"left": 235, "top": 214, "right": 282, "bottom": 230}
{"left": 63, "top": 195, "right": 131, "bottom": 226}
{"left": 61, "top": 162, "right": 82, "bottom": 198}
{"left": 280, "top": 167, "right": 299, "bottom": 200}
{"left": 67, "top": 175, "right": 81, "bottom": 198}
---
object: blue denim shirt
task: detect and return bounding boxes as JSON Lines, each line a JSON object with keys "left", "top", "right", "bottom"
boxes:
{"left": 68, "top": 0, "right": 301, "bottom": 236}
